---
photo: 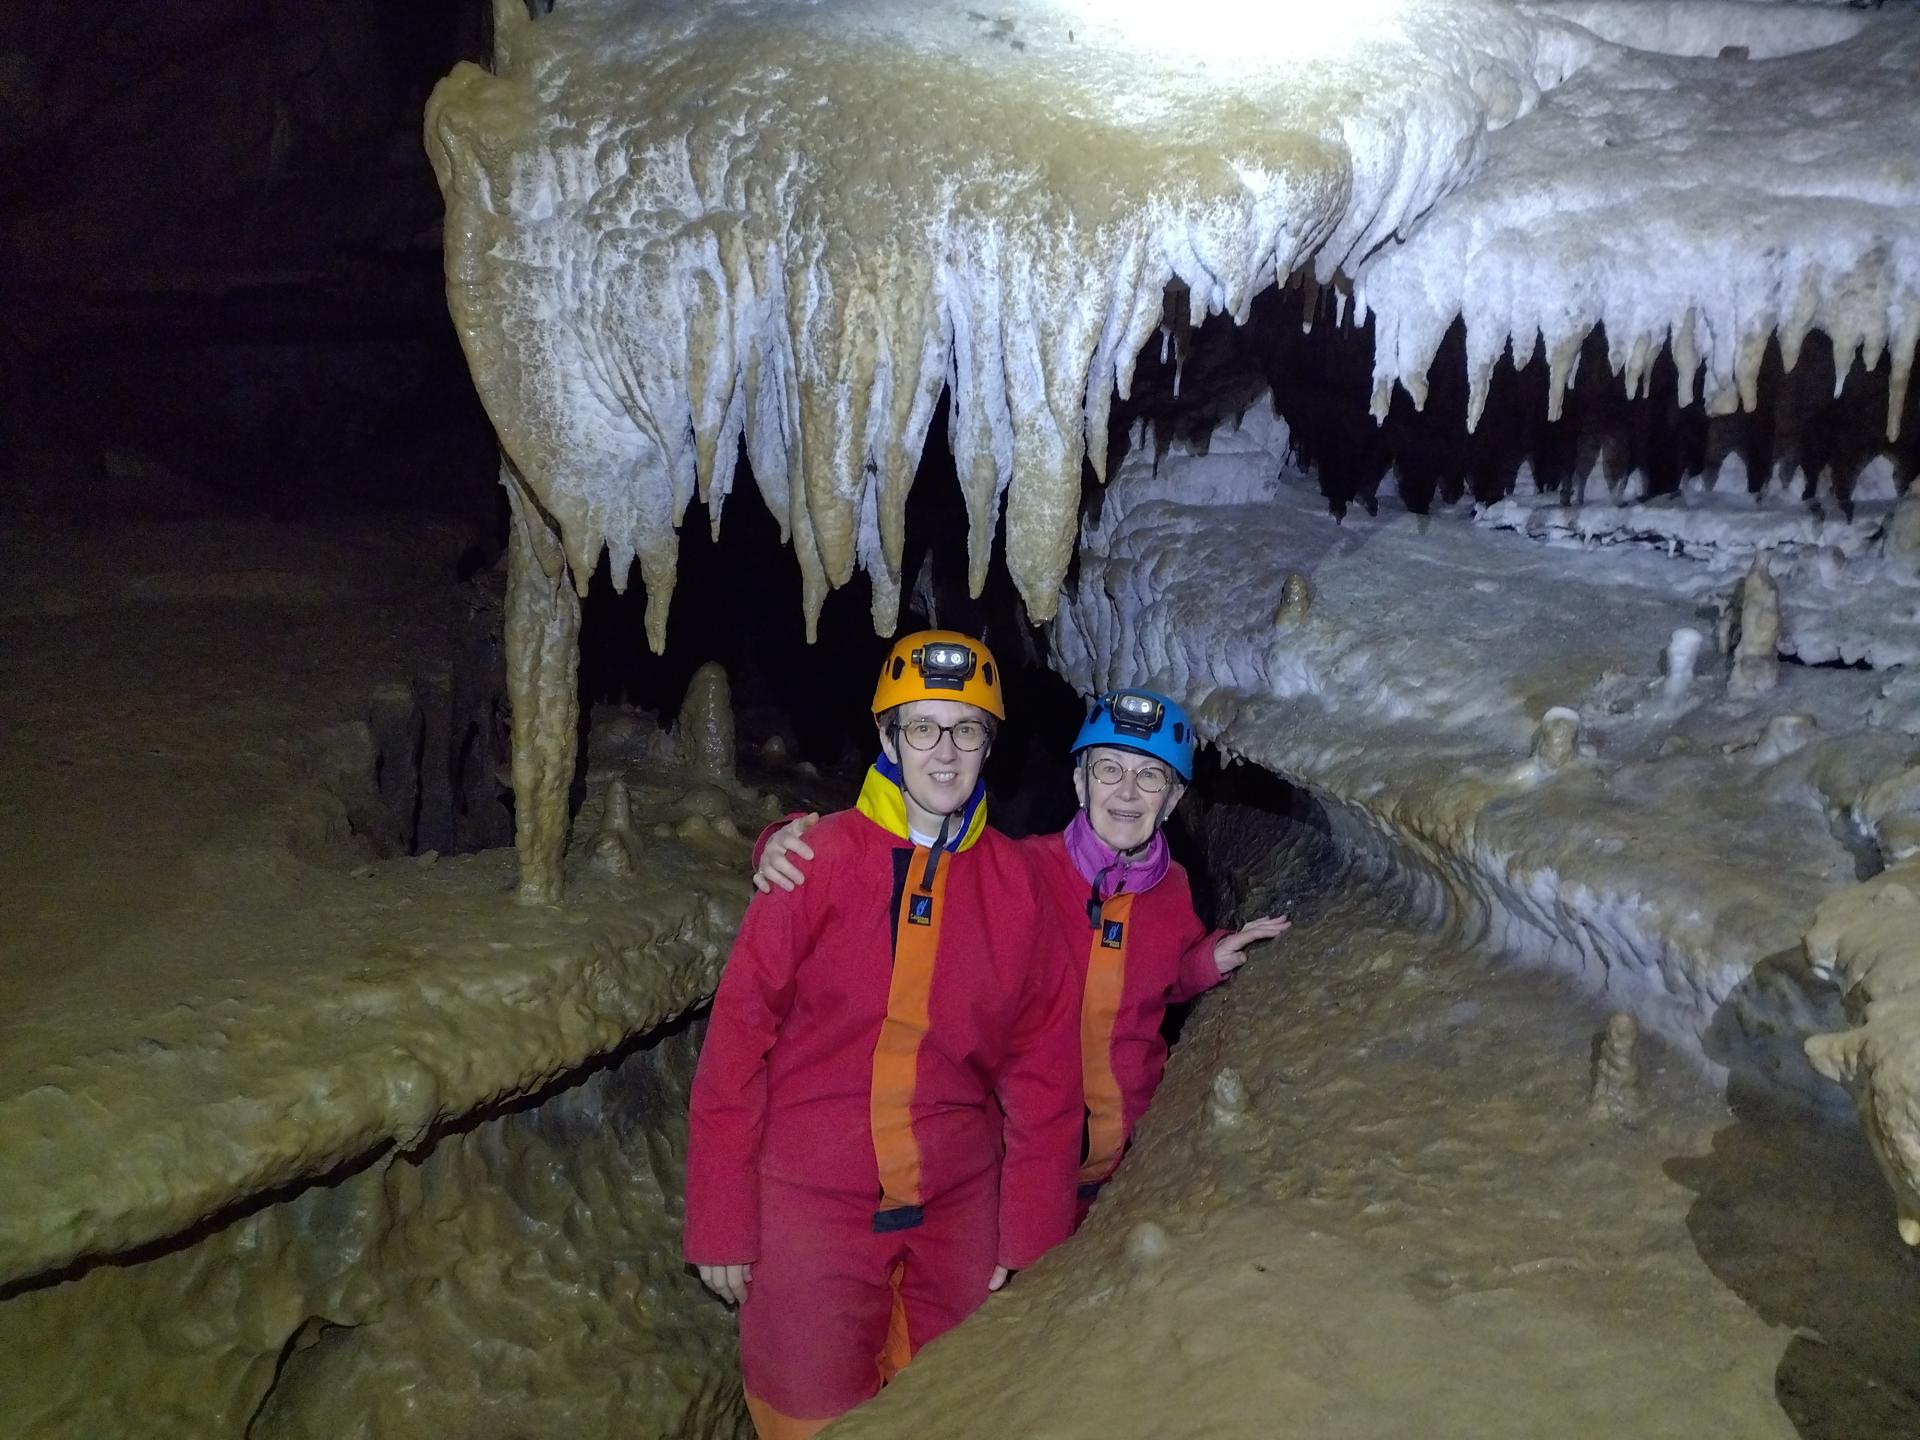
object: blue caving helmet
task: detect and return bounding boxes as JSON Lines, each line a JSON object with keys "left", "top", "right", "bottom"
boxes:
{"left": 1072, "top": 688, "right": 1196, "bottom": 782}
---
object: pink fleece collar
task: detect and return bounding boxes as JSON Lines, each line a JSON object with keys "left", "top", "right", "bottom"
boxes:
{"left": 1064, "top": 809, "right": 1170, "bottom": 899}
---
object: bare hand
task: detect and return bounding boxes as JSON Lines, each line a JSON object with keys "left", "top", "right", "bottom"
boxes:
{"left": 751, "top": 813, "right": 821, "bottom": 893}
{"left": 1213, "top": 914, "right": 1291, "bottom": 976}
{"left": 697, "top": 1262, "right": 753, "bottom": 1306}
{"left": 988, "top": 1265, "right": 1011, "bottom": 1292}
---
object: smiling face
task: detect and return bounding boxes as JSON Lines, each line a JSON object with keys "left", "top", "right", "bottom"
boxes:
{"left": 878, "top": 698, "right": 994, "bottom": 834}
{"left": 1073, "top": 744, "right": 1185, "bottom": 852}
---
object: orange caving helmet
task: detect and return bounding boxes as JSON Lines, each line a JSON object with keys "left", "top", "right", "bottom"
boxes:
{"left": 872, "top": 630, "right": 1006, "bottom": 720}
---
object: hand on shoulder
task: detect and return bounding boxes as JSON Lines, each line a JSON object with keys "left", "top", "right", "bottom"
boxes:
{"left": 752, "top": 811, "right": 822, "bottom": 893}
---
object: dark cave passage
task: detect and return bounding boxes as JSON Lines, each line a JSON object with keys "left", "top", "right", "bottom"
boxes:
{"left": 1119, "top": 280, "right": 1919, "bottom": 521}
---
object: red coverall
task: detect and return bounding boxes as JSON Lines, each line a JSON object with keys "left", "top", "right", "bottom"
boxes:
{"left": 1017, "top": 831, "right": 1228, "bottom": 1210}
{"left": 749, "top": 820, "right": 1229, "bottom": 1216}
{"left": 686, "top": 809, "right": 1082, "bottom": 1439}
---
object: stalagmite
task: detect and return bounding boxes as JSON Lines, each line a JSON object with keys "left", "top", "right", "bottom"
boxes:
{"left": 1588, "top": 1013, "right": 1643, "bottom": 1127}
{"left": 1658, "top": 627, "right": 1703, "bottom": 701}
{"left": 1274, "top": 573, "right": 1312, "bottom": 625}
{"left": 1530, "top": 707, "right": 1582, "bottom": 772}
{"left": 1727, "top": 557, "right": 1782, "bottom": 700}
{"left": 504, "top": 471, "right": 581, "bottom": 906}
{"left": 1725, "top": 714, "right": 1818, "bottom": 767}
{"left": 590, "top": 779, "right": 639, "bottom": 877}
{"left": 1209, "top": 1069, "right": 1249, "bottom": 1129}
{"left": 677, "top": 661, "right": 737, "bottom": 785}
{"left": 1126, "top": 1221, "right": 1170, "bottom": 1270}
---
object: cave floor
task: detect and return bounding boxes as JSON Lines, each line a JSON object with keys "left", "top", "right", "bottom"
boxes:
{"left": 830, "top": 831, "right": 1920, "bottom": 1440}
{"left": 0, "top": 516, "right": 479, "bottom": 1022}
{"left": 0, "top": 516, "right": 768, "bottom": 1294}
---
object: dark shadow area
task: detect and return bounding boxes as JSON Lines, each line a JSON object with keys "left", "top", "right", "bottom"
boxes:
{"left": 573, "top": 395, "right": 1089, "bottom": 840}
{"left": 1668, "top": 959, "right": 1920, "bottom": 1439}
{"left": 1109, "top": 280, "right": 1919, "bottom": 522}
{"left": 3, "top": 1, "right": 500, "bottom": 533}
{"left": 1160, "top": 750, "right": 1345, "bottom": 1047}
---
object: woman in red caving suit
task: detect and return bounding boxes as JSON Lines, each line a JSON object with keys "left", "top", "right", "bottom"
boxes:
{"left": 686, "top": 632, "right": 1084, "bottom": 1440}
{"left": 753, "top": 686, "right": 1290, "bottom": 1225}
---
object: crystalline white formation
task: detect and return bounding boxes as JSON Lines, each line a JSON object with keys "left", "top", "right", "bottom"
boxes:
{"left": 1352, "top": 3, "right": 1919, "bottom": 443}
{"left": 1053, "top": 394, "right": 1915, "bottom": 1215}
{"left": 428, "top": 0, "right": 1598, "bottom": 646}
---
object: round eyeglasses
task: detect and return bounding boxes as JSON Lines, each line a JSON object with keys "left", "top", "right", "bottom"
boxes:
{"left": 895, "top": 717, "right": 993, "bottom": 752}
{"left": 1086, "top": 757, "right": 1172, "bottom": 792}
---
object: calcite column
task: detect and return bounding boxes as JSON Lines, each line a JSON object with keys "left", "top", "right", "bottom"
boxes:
{"left": 504, "top": 467, "right": 581, "bottom": 905}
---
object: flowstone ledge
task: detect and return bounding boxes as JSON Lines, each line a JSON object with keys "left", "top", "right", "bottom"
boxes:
{"left": 1053, "top": 397, "right": 1911, "bottom": 1121}
{"left": 1, "top": 514, "right": 767, "bottom": 1436}
{"left": 0, "top": 759, "right": 766, "bottom": 1439}
{"left": 0, "top": 842, "right": 744, "bottom": 1288}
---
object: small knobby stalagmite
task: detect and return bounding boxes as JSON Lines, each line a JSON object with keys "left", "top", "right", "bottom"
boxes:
{"left": 1588, "top": 1012, "right": 1644, "bottom": 1127}
{"left": 1724, "top": 713, "right": 1819, "bottom": 766}
{"left": 1274, "top": 572, "right": 1312, "bottom": 624}
{"left": 678, "top": 662, "right": 737, "bottom": 784}
{"left": 1658, "top": 626, "right": 1704, "bottom": 701}
{"left": 1126, "top": 1220, "right": 1170, "bottom": 1272}
{"left": 1726, "top": 557, "right": 1782, "bottom": 700}
{"left": 1209, "top": 1068, "right": 1249, "bottom": 1129}
{"left": 590, "top": 779, "right": 639, "bottom": 878}
{"left": 1531, "top": 707, "right": 1582, "bottom": 772}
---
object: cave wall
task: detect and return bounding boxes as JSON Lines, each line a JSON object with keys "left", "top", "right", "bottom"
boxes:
{"left": 0, "top": 1022, "right": 744, "bottom": 1440}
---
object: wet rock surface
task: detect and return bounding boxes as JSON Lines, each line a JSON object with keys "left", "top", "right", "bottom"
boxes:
{"left": 5, "top": 1025, "right": 744, "bottom": 1440}
{"left": 0, "top": 516, "right": 759, "bottom": 1439}
{"left": 831, "top": 813, "right": 1920, "bottom": 1439}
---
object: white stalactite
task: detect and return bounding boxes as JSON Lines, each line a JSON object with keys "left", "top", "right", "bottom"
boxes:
{"left": 1349, "top": 5, "right": 1920, "bottom": 447}
{"left": 427, "top": 0, "right": 1597, "bottom": 647}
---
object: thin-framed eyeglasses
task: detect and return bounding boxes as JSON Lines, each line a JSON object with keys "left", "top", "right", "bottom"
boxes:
{"left": 1087, "top": 757, "right": 1173, "bottom": 792}
{"left": 895, "top": 717, "right": 993, "bottom": 752}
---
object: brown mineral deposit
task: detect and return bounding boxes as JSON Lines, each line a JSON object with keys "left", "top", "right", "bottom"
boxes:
{"left": 1727, "top": 556, "right": 1781, "bottom": 700}
{"left": 679, "top": 662, "right": 737, "bottom": 784}
{"left": 1275, "top": 572, "right": 1312, "bottom": 623}
{"left": 590, "top": 779, "right": 639, "bottom": 877}
{"left": 1588, "top": 1012, "right": 1643, "bottom": 1127}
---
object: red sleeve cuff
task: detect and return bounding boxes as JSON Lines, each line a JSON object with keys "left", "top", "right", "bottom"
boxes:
{"left": 1173, "top": 930, "right": 1229, "bottom": 1001}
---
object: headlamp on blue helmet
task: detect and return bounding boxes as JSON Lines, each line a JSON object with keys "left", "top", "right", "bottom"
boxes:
{"left": 1072, "top": 687, "right": 1196, "bottom": 782}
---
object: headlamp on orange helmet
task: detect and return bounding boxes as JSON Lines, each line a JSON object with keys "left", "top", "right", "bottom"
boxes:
{"left": 872, "top": 629, "right": 1006, "bottom": 720}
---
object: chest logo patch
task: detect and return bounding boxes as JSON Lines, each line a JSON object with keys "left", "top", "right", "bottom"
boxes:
{"left": 1101, "top": 919, "right": 1126, "bottom": 949}
{"left": 908, "top": 893, "right": 934, "bottom": 926}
